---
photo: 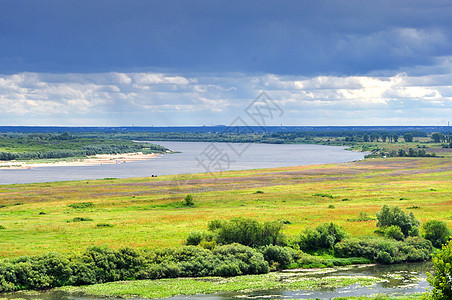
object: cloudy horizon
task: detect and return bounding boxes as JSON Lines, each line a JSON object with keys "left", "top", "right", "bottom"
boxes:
{"left": 1, "top": 1, "right": 451, "bottom": 126}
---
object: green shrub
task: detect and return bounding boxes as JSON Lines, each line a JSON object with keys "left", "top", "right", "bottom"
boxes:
{"left": 96, "top": 223, "right": 114, "bottom": 228}
{"left": 261, "top": 245, "right": 294, "bottom": 268}
{"left": 74, "top": 246, "right": 146, "bottom": 283}
{"left": 313, "top": 193, "right": 334, "bottom": 199}
{"left": 186, "top": 231, "right": 216, "bottom": 249}
{"left": 70, "top": 217, "right": 93, "bottom": 222}
{"left": 209, "top": 218, "right": 286, "bottom": 247}
{"left": 184, "top": 194, "right": 194, "bottom": 206}
{"left": 427, "top": 240, "right": 452, "bottom": 299}
{"left": 298, "top": 222, "right": 347, "bottom": 251}
{"left": 186, "top": 231, "right": 203, "bottom": 246}
{"left": 376, "top": 251, "right": 394, "bottom": 264}
{"left": 376, "top": 205, "right": 420, "bottom": 237}
{"left": 207, "top": 219, "right": 225, "bottom": 231}
{"left": 68, "top": 260, "right": 97, "bottom": 285}
{"left": 215, "top": 262, "right": 241, "bottom": 277}
{"left": 334, "top": 236, "right": 432, "bottom": 264}
{"left": 294, "top": 252, "right": 327, "bottom": 269}
{"left": 213, "top": 244, "right": 269, "bottom": 275}
{"left": 0, "top": 275, "right": 15, "bottom": 293}
{"left": 0, "top": 225, "right": 5, "bottom": 230}
{"left": 384, "top": 225, "right": 405, "bottom": 241}
{"left": 9, "top": 253, "right": 72, "bottom": 290}
{"left": 423, "top": 220, "right": 451, "bottom": 248}
{"left": 159, "top": 262, "right": 181, "bottom": 278}
{"left": 0, "top": 244, "right": 271, "bottom": 292}
{"left": 68, "top": 202, "right": 94, "bottom": 209}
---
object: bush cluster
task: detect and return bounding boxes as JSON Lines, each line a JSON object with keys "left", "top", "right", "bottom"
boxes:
{"left": 260, "top": 245, "right": 297, "bottom": 270}
{"left": 334, "top": 236, "right": 432, "bottom": 264}
{"left": 422, "top": 220, "right": 451, "bottom": 248}
{"left": 376, "top": 205, "right": 420, "bottom": 237}
{"left": 298, "top": 222, "right": 347, "bottom": 251}
{"left": 0, "top": 244, "right": 269, "bottom": 293}
{"left": 190, "top": 218, "right": 287, "bottom": 248}
{"left": 426, "top": 239, "right": 452, "bottom": 299}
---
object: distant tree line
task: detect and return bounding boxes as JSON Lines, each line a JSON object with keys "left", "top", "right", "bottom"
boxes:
{"left": 0, "top": 141, "right": 167, "bottom": 161}
{"left": 371, "top": 148, "right": 437, "bottom": 158}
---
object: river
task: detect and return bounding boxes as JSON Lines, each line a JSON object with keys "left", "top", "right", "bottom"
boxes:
{"left": 0, "top": 142, "right": 366, "bottom": 185}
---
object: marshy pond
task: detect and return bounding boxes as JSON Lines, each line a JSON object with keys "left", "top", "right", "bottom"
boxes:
{"left": 2, "top": 262, "right": 431, "bottom": 300}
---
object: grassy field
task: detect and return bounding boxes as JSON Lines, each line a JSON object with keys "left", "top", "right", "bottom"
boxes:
{"left": 0, "top": 155, "right": 451, "bottom": 258}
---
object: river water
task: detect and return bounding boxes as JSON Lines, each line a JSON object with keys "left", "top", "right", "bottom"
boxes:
{"left": 0, "top": 142, "right": 366, "bottom": 185}
{"left": 3, "top": 262, "right": 432, "bottom": 299}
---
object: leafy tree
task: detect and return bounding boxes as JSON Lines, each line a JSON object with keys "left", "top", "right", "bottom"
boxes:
{"left": 403, "top": 133, "right": 414, "bottom": 142}
{"left": 431, "top": 133, "right": 443, "bottom": 143}
{"left": 398, "top": 149, "right": 406, "bottom": 157}
{"left": 376, "top": 205, "right": 420, "bottom": 238}
{"left": 423, "top": 220, "right": 451, "bottom": 248}
{"left": 393, "top": 134, "right": 399, "bottom": 142}
{"left": 363, "top": 134, "right": 369, "bottom": 142}
{"left": 298, "top": 222, "right": 347, "bottom": 250}
{"left": 426, "top": 240, "right": 452, "bottom": 299}
{"left": 370, "top": 133, "right": 380, "bottom": 142}
{"left": 184, "top": 194, "right": 194, "bottom": 206}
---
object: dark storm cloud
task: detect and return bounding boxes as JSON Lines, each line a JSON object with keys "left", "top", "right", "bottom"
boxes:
{"left": 1, "top": 0, "right": 452, "bottom": 75}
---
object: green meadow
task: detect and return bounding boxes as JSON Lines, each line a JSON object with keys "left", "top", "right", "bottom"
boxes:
{"left": 0, "top": 156, "right": 450, "bottom": 259}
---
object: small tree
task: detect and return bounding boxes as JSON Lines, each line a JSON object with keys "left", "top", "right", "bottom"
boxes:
{"left": 431, "top": 133, "right": 442, "bottom": 143}
{"left": 426, "top": 240, "right": 452, "bottom": 299}
{"left": 376, "top": 205, "right": 420, "bottom": 238}
{"left": 298, "top": 222, "right": 347, "bottom": 250}
{"left": 423, "top": 220, "right": 451, "bottom": 248}
{"left": 403, "top": 133, "right": 414, "bottom": 142}
{"left": 184, "top": 194, "right": 194, "bottom": 206}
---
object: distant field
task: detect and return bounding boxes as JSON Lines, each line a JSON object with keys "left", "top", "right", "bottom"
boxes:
{"left": 0, "top": 156, "right": 450, "bottom": 258}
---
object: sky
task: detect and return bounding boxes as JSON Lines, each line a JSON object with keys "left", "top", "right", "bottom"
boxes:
{"left": 0, "top": 0, "right": 451, "bottom": 126}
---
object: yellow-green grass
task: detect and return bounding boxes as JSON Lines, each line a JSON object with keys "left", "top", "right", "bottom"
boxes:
{"left": 0, "top": 157, "right": 450, "bottom": 258}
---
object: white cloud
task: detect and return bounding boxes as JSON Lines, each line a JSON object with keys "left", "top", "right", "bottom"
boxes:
{"left": 0, "top": 67, "right": 451, "bottom": 125}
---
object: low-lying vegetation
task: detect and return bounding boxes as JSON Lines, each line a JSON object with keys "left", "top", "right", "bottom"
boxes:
{"left": 0, "top": 244, "right": 269, "bottom": 292}
{"left": 68, "top": 202, "right": 95, "bottom": 209}
{"left": 1, "top": 206, "right": 443, "bottom": 294}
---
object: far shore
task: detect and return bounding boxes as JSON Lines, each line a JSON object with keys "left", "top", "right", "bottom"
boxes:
{"left": 0, "top": 152, "right": 163, "bottom": 169}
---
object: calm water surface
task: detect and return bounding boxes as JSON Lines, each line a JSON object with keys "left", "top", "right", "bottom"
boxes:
{"left": 0, "top": 142, "right": 366, "bottom": 185}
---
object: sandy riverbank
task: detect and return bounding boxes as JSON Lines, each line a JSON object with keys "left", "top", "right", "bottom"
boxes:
{"left": 0, "top": 152, "right": 162, "bottom": 169}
